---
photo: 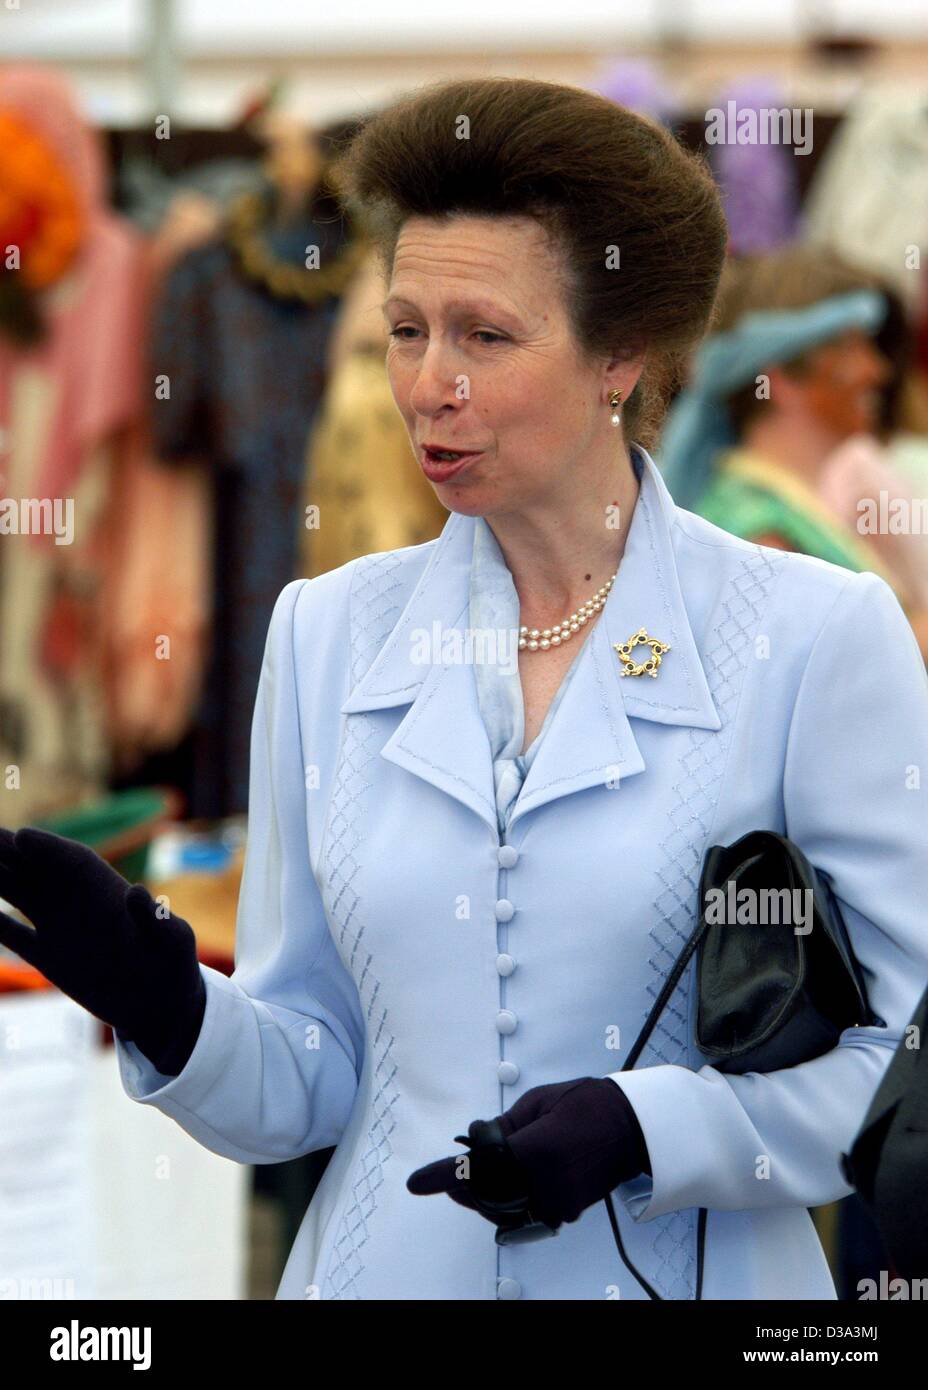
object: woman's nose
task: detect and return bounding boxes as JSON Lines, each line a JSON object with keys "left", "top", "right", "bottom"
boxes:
{"left": 407, "top": 344, "right": 464, "bottom": 416}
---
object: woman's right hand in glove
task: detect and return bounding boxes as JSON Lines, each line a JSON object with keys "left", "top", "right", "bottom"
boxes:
{"left": 0, "top": 826, "right": 206, "bottom": 1077}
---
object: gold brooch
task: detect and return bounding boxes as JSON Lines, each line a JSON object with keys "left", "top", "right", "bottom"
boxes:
{"left": 613, "top": 627, "right": 671, "bottom": 678}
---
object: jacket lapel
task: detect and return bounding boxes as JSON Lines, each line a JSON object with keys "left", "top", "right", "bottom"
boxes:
{"left": 512, "top": 446, "right": 721, "bottom": 825}
{"left": 340, "top": 446, "right": 721, "bottom": 836}
{"left": 339, "top": 508, "right": 501, "bottom": 832}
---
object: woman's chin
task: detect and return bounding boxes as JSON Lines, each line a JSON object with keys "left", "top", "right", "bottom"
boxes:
{"left": 428, "top": 475, "right": 497, "bottom": 516}
{"left": 439, "top": 495, "right": 495, "bottom": 517}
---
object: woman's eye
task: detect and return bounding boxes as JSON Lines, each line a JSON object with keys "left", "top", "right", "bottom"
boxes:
{"left": 387, "top": 328, "right": 506, "bottom": 345}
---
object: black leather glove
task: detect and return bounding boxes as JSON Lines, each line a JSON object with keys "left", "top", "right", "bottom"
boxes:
{"left": 407, "top": 1076, "right": 651, "bottom": 1230}
{"left": 0, "top": 826, "right": 206, "bottom": 1077}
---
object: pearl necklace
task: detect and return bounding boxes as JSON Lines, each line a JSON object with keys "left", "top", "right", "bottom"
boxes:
{"left": 518, "top": 572, "right": 617, "bottom": 652}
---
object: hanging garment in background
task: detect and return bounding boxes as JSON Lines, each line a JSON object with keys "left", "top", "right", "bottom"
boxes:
{"left": 95, "top": 217, "right": 220, "bottom": 782}
{"left": 300, "top": 345, "right": 448, "bottom": 578}
{"left": 0, "top": 67, "right": 149, "bottom": 825}
{"left": 149, "top": 190, "right": 356, "bottom": 818}
{"left": 98, "top": 421, "right": 213, "bottom": 778}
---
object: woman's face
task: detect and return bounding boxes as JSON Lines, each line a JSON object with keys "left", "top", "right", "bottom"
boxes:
{"left": 789, "top": 329, "right": 892, "bottom": 439}
{"left": 382, "top": 214, "right": 641, "bottom": 517}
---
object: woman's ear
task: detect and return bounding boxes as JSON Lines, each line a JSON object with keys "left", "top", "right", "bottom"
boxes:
{"left": 603, "top": 340, "right": 647, "bottom": 399}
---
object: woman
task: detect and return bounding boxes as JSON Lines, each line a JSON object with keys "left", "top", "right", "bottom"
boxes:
{"left": 658, "top": 246, "right": 928, "bottom": 660}
{"left": 1, "top": 77, "right": 927, "bottom": 1302}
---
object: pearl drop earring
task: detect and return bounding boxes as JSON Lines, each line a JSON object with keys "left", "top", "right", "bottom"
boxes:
{"left": 609, "top": 389, "right": 623, "bottom": 427}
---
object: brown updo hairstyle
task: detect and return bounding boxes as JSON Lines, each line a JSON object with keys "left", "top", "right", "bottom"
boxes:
{"left": 711, "top": 245, "right": 911, "bottom": 440}
{"left": 330, "top": 76, "right": 729, "bottom": 450}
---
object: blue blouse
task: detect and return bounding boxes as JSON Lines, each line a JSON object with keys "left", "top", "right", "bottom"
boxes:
{"left": 468, "top": 447, "right": 646, "bottom": 835}
{"left": 468, "top": 517, "right": 580, "bottom": 835}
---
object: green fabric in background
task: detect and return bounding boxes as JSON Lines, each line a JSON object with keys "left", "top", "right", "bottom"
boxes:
{"left": 695, "top": 468, "right": 870, "bottom": 570}
{"left": 35, "top": 786, "right": 178, "bottom": 881}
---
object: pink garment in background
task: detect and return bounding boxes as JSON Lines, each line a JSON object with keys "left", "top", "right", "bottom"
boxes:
{"left": 99, "top": 413, "right": 213, "bottom": 772}
{"left": 0, "top": 63, "right": 145, "bottom": 522}
{"left": 0, "top": 64, "right": 211, "bottom": 775}
{"left": 818, "top": 433, "right": 928, "bottom": 609}
{"left": 96, "top": 229, "right": 213, "bottom": 772}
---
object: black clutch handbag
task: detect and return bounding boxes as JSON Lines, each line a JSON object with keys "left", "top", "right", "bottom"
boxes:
{"left": 605, "top": 829, "right": 885, "bottom": 1300}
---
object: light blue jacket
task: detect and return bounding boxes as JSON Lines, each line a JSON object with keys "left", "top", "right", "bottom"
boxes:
{"left": 115, "top": 443, "right": 928, "bottom": 1300}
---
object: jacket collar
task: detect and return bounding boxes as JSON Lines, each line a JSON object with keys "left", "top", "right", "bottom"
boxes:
{"left": 340, "top": 444, "right": 721, "bottom": 835}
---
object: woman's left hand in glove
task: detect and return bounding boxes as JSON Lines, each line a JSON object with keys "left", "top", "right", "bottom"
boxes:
{"left": 406, "top": 1076, "right": 651, "bottom": 1231}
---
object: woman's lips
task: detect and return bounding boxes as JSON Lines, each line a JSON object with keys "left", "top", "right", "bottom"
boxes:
{"left": 420, "top": 447, "right": 483, "bottom": 482}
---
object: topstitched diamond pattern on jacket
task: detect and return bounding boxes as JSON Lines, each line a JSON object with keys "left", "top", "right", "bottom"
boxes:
{"left": 636, "top": 548, "right": 780, "bottom": 1299}
{"left": 321, "top": 549, "right": 408, "bottom": 1299}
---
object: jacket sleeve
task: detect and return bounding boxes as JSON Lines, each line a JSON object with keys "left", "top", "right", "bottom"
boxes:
{"left": 607, "top": 569, "right": 928, "bottom": 1221}
{"left": 114, "top": 578, "right": 364, "bottom": 1164}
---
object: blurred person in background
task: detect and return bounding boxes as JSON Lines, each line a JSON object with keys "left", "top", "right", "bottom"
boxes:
{"left": 659, "top": 246, "right": 928, "bottom": 663}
